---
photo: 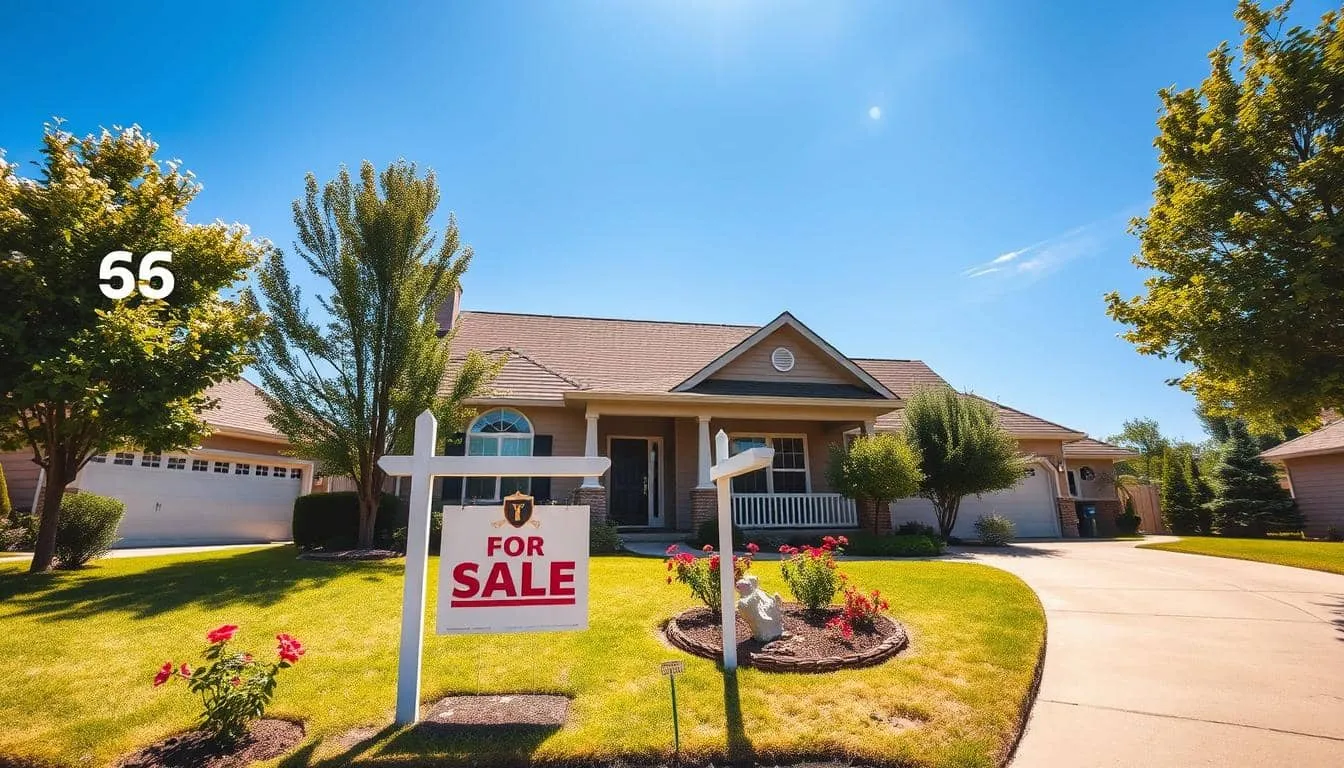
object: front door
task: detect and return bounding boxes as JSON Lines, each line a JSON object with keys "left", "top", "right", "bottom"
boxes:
{"left": 609, "top": 437, "right": 654, "bottom": 526}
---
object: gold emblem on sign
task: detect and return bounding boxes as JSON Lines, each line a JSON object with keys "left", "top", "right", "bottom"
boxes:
{"left": 493, "top": 492, "right": 540, "bottom": 529}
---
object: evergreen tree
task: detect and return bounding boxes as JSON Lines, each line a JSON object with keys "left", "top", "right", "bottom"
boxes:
{"left": 1206, "top": 421, "right": 1301, "bottom": 535}
{"left": 1188, "top": 455, "right": 1215, "bottom": 534}
{"left": 1161, "top": 451, "right": 1200, "bottom": 535}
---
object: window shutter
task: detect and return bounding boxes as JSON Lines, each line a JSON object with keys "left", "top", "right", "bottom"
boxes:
{"left": 531, "top": 435, "right": 553, "bottom": 502}
{"left": 440, "top": 432, "right": 466, "bottom": 503}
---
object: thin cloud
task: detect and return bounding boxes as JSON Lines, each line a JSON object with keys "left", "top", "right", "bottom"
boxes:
{"left": 960, "top": 212, "right": 1132, "bottom": 290}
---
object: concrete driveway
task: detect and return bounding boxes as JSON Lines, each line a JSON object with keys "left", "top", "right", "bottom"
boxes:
{"left": 960, "top": 538, "right": 1344, "bottom": 767}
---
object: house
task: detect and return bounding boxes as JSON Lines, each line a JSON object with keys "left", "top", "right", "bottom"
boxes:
{"left": 1260, "top": 419, "right": 1344, "bottom": 538}
{"left": 0, "top": 379, "right": 315, "bottom": 547}
{"left": 438, "top": 289, "right": 1138, "bottom": 539}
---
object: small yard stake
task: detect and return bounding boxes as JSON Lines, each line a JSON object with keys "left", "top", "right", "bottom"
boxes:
{"left": 660, "top": 660, "right": 685, "bottom": 757}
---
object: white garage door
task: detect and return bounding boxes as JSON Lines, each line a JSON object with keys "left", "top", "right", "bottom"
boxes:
{"left": 74, "top": 452, "right": 305, "bottom": 547}
{"left": 888, "top": 464, "right": 1060, "bottom": 539}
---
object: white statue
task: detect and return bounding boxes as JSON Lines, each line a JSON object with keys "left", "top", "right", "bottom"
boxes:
{"left": 735, "top": 574, "right": 784, "bottom": 642}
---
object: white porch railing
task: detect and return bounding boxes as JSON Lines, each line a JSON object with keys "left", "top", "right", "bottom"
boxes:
{"left": 731, "top": 492, "right": 857, "bottom": 529}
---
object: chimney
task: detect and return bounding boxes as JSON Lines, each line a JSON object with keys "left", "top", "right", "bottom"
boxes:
{"left": 436, "top": 282, "right": 463, "bottom": 336}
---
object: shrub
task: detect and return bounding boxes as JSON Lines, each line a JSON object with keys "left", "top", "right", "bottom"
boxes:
{"left": 0, "top": 462, "right": 11, "bottom": 519}
{"left": 665, "top": 543, "right": 756, "bottom": 611}
{"left": 689, "top": 517, "right": 745, "bottom": 550}
{"left": 54, "top": 492, "right": 124, "bottom": 568}
{"left": 973, "top": 514, "right": 1015, "bottom": 546}
{"left": 1115, "top": 497, "right": 1142, "bottom": 535}
{"left": 895, "top": 520, "right": 942, "bottom": 540}
{"left": 843, "top": 532, "right": 945, "bottom": 557}
{"left": 826, "top": 434, "right": 922, "bottom": 535}
{"left": 291, "top": 492, "right": 406, "bottom": 550}
{"left": 778, "top": 536, "right": 847, "bottom": 609}
{"left": 1327, "top": 526, "right": 1343, "bottom": 543}
{"left": 826, "top": 582, "right": 890, "bottom": 639}
{"left": 590, "top": 521, "right": 622, "bottom": 554}
{"left": 153, "top": 623, "right": 304, "bottom": 743}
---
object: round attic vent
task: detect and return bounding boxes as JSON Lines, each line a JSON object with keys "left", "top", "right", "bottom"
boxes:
{"left": 771, "top": 346, "right": 796, "bottom": 372}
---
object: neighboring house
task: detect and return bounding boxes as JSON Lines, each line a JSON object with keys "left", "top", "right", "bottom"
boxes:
{"left": 0, "top": 379, "right": 314, "bottom": 547}
{"left": 438, "top": 288, "right": 1138, "bottom": 539}
{"left": 1260, "top": 419, "right": 1344, "bottom": 538}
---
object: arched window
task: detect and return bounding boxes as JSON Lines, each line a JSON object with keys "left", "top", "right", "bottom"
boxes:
{"left": 465, "top": 408, "right": 533, "bottom": 501}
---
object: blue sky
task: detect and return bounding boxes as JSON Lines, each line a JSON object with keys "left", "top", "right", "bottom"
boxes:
{"left": 5, "top": 0, "right": 1330, "bottom": 443}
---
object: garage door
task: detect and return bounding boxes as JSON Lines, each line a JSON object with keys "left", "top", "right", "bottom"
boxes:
{"left": 888, "top": 464, "right": 1060, "bottom": 539}
{"left": 74, "top": 452, "right": 305, "bottom": 547}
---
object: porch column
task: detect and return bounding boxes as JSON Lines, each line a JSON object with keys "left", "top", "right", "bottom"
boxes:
{"left": 696, "top": 415, "right": 713, "bottom": 489}
{"left": 581, "top": 412, "right": 601, "bottom": 488}
{"left": 862, "top": 419, "right": 876, "bottom": 436}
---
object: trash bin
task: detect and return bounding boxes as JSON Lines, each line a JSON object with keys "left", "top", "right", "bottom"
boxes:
{"left": 1077, "top": 503, "right": 1098, "bottom": 538}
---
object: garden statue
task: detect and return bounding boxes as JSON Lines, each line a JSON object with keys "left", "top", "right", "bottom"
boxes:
{"left": 735, "top": 574, "right": 784, "bottom": 641}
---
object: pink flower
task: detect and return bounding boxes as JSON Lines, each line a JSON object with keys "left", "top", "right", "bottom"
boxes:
{"left": 178, "top": 662, "right": 191, "bottom": 677}
{"left": 665, "top": 544, "right": 679, "bottom": 555}
{"left": 153, "top": 661, "right": 173, "bottom": 687}
{"left": 206, "top": 624, "right": 238, "bottom": 644}
{"left": 837, "top": 535, "right": 849, "bottom": 546}
{"left": 745, "top": 542, "right": 759, "bottom": 554}
{"left": 276, "top": 633, "right": 305, "bottom": 664}
{"left": 230, "top": 676, "right": 242, "bottom": 687}
{"left": 702, "top": 544, "right": 713, "bottom": 553}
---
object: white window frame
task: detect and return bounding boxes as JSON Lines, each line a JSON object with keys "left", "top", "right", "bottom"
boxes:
{"left": 463, "top": 408, "right": 534, "bottom": 502}
{"left": 727, "top": 432, "right": 811, "bottom": 494}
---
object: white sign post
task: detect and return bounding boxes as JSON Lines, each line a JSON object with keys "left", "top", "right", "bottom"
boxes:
{"left": 378, "top": 410, "right": 611, "bottom": 725}
{"left": 708, "top": 430, "right": 774, "bottom": 671}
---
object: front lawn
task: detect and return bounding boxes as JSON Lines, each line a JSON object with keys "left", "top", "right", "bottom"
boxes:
{"left": 0, "top": 548, "right": 1044, "bottom": 768}
{"left": 1140, "top": 537, "right": 1344, "bottom": 576}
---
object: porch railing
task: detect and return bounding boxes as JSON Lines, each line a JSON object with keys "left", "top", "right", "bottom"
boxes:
{"left": 731, "top": 492, "right": 857, "bottom": 529}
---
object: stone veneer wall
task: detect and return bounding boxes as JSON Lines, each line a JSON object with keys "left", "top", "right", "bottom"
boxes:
{"left": 573, "top": 486, "right": 608, "bottom": 525}
{"left": 689, "top": 487, "right": 717, "bottom": 529}
{"left": 1056, "top": 498, "right": 1079, "bottom": 537}
{"left": 856, "top": 499, "right": 893, "bottom": 536}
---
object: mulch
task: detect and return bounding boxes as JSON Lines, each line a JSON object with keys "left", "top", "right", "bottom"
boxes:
{"left": 297, "top": 549, "right": 401, "bottom": 561}
{"left": 117, "top": 718, "right": 304, "bottom": 768}
{"left": 665, "top": 604, "right": 908, "bottom": 673}
{"left": 420, "top": 694, "right": 570, "bottom": 726}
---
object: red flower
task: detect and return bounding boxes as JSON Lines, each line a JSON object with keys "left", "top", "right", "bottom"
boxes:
{"left": 277, "top": 633, "right": 305, "bottom": 664}
{"left": 666, "top": 575, "right": 673, "bottom": 584}
{"left": 702, "top": 544, "right": 714, "bottom": 553}
{"left": 230, "top": 676, "right": 242, "bottom": 687}
{"left": 745, "top": 542, "right": 759, "bottom": 554}
{"left": 837, "top": 535, "right": 849, "bottom": 546}
{"left": 153, "top": 661, "right": 173, "bottom": 687}
{"left": 206, "top": 624, "right": 238, "bottom": 644}
{"left": 178, "top": 662, "right": 192, "bottom": 677}
{"left": 665, "top": 544, "right": 679, "bottom": 555}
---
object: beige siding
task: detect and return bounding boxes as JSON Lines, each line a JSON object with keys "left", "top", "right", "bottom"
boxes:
{"left": 199, "top": 434, "right": 292, "bottom": 457}
{"left": 0, "top": 451, "right": 42, "bottom": 512}
{"left": 521, "top": 407, "right": 587, "bottom": 503}
{"left": 1283, "top": 454, "right": 1344, "bottom": 537}
{"left": 1016, "top": 438, "right": 1067, "bottom": 497}
{"left": 711, "top": 325, "right": 861, "bottom": 385}
{"left": 1068, "top": 458, "right": 1121, "bottom": 500}
{"left": 674, "top": 418, "right": 699, "bottom": 531}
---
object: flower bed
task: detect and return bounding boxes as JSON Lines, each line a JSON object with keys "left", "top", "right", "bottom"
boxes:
{"left": 664, "top": 603, "right": 908, "bottom": 673}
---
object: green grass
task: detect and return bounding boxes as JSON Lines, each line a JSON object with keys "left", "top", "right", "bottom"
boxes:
{"left": 0, "top": 548, "right": 1044, "bottom": 768}
{"left": 1140, "top": 537, "right": 1344, "bottom": 575}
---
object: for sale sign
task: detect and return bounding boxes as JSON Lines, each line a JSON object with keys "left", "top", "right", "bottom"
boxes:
{"left": 437, "top": 496, "right": 590, "bottom": 635}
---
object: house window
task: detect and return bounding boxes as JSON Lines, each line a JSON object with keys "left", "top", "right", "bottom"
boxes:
{"left": 273, "top": 466, "right": 288, "bottom": 479}
{"left": 167, "top": 457, "right": 186, "bottom": 470}
{"left": 141, "top": 452, "right": 161, "bottom": 468}
{"left": 289, "top": 468, "right": 302, "bottom": 480}
{"left": 729, "top": 435, "right": 809, "bottom": 494}
{"left": 213, "top": 461, "right": 230, "bottom": 474}
{"left": 1023, "top": 467, "right": 1036, "bottom": 477}
{"left": 464, "top": 408, "right": 532, "bottom": 501}
{"left": 192, "top": 459, "right": 208, "bottom": 472}
{"left": 235, "top": 463, "right": 250, "bottom": 475}
{"left": 114, "top": 452, "right": 135, "bottom": 466}
{"left": 89, "top": 454, "right": 106, "bottom": 463}
{"left": 256, "top": 465, "right": 269, "bottom": 477}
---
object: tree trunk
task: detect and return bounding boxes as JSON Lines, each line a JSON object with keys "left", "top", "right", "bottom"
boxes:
{"left": 29, "top": 455, "right": 69, "bottom": 573}
{"left": 356, "top": 486, "right": 378, "bottom": 550}
{"left": 936, "top": 496, "right": 961, "bottom": 539}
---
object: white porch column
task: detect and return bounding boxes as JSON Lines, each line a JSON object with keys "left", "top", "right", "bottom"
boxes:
{"left": 862, "top": 419, "right": 876, "bottom": 436}
{"left": 696, "top": 415, "right": 713, "bottom": 488}
{"left": 581, "top": 412, "right": 601, "bottom": 488}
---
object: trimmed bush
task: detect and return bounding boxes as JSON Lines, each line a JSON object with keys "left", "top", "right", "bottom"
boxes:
{"left": 1115, "top": 497, "right": 1142, "bottom": 536}
{"left": 54, "top": 492, "right": 125, "bottom": 568}
{"left": 974, "top": 514, "right": 1016, "bottom": 546}
{"left": 292, "top": 492, "right": 407, "bottom": 550}
{"left": 690, "top": 517, "right": 746, "bottom": 550}
{"left": 842, "top": 532, "right": 944, "bottom": 557}
{"left": 895, "top": 520, "right": 942, "bottom": 540}
{"left": 590, "top": 521, "right": 622, "bottom": 554}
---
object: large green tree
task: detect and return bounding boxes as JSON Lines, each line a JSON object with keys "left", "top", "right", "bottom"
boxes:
{"left": 1107, "top": 417, "right": 1171, "bottom": 481}
{"left": 826, "top": 433, "right": 922, "bottom": 536}
{"left": 901, "top": 388, "right": 1026, "bottom": 538}
{"left": 1106, "top": 1, "right": 1344, "bottom": 431}
{"left": 1160, "top": 451, "right": 1201, "bottom": 535}
{"left": 0, "top": 124, "right": 265, "bottom": 572}
{"left": 252, "top": 161, "right": 498, "bottom": 550}
{"left": 1207, "top": 421, "right": 1301, "bottom": 535}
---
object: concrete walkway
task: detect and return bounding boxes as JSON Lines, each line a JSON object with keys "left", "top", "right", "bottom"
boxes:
{"left": 961, "top": 539, "right": 1344, "bottom": 768}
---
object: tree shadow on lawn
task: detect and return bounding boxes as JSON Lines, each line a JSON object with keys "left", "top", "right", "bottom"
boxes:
{"left": 0, "top": 546, "right": 401, "bottom": 621}
{"left": 943, "top": 544, "right": 1064, "bottom": 559}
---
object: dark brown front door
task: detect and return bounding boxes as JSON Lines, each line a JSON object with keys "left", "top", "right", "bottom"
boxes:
{"left": 609, "top": 438, "right": 649, "bottom": 526}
